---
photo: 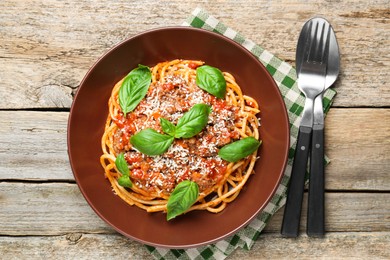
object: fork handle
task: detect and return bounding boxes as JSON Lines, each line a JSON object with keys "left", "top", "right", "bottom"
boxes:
{"left": 307, "top": 124, "right": 325, "bottom": 237}
{"left": 281, "top": 125, "right": 312, "bottom": 237}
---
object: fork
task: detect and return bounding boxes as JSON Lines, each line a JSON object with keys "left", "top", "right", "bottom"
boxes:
{"left": 281, "top": 18, "right": 331, "bottom": 237}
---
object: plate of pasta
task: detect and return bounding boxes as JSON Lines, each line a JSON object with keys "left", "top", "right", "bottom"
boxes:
{"left": 68, "top": 27, "right": 289, "bottom": 248}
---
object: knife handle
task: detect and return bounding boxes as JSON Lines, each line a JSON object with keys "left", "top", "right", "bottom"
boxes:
{"left": 281, "top": 125, "right": 312, "bottom": 237}
{"left": 307, "top": 124, "right": 325, "bottom": 237}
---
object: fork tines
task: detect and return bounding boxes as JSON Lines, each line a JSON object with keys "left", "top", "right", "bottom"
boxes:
{"left": 305, "top": 19, "right": 331, "bottom": 65}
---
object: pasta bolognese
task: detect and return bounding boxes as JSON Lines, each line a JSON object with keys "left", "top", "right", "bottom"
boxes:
{"left": 100, "top": 59, "right": 261, "bottom": 220}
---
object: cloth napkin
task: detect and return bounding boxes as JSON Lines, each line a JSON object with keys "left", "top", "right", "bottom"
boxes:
{"left": 146, "top": 8, "right": 337, "bottom": 259}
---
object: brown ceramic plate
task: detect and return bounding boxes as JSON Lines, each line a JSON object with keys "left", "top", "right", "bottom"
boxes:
{"left": 67, "top": 27, "right": 289, "bottom": 248}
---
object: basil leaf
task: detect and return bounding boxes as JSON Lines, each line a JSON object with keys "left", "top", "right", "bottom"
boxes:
{"left": 115, "top": 153, "right": 132, "bottom": 188}
{"left": 115, "top": 153, "right": 130, "bottom": 176}
{"left": 175, "top": 104, "right": 211, "bottom": 138}
{"left": 160, "top": 117, "right": 176, "bottom": 137}
{"left": 119, "top": 64, "right": 152, "bottom": 116}
{"left": 167, "top": 180, "right": 199, "bottom": 221}
{"left": 218, "top": 137, "right": 262, "bottom": 162}
{"left": 117, "top": 174, "right": 132, "bottom": 188}
{"left": 196, "top": 65, "right": 226, "bottom": 98}
{"left": 130, "top": 128, "right": 174, "bottom": 156}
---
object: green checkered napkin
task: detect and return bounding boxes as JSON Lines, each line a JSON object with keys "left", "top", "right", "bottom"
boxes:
{"left": 146, "top": 8, "right": 337, "bottom": 259}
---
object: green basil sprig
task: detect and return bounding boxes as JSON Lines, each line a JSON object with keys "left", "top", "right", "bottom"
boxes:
{"left": 174, "top": 103, "right": 211, "bottom": 138}
{"left": 218, "top": 137, "right": 262, "bottom": 162}
{"left": 119, "top": 64, "right": 152, "bottom": 116}
{"left": 196, "top": 65, "right": 226, "bottom": 99}
{"left": 130, "top": 129, "right": 174, "bottom": 156}
{"left": 166, "top": 180, "right": 199, "bottom": 221}
{"left": 130, "top": 104, "right": 211, "bottom": 156}
{"left": 115, "top": 153, "right": 132, "bottom": 188}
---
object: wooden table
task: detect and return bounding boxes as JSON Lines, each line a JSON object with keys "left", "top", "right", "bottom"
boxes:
{"left": 1, "top": 1, "right": 389, "bottom": 259}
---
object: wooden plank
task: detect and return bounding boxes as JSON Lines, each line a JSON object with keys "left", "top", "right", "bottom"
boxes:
{"left": 325, "top": 108, "right": 390, "bottom": 191}
{"left": 0, "top": 182, "right": 389, "bottom": 236}
{"left": 0, "top": 0, "right": 389, "bottom": 109}
{"left": 1, "top": 109, "right": 389, "bottom": 190}
{"left": 0, "top": 182, "right": 113, "bottom": 236}
{"left": 0, "top": 111, "right": 72, "bottom": 180}
{"left": 230, "top": 232, "right": 390, "bottom": 259}
{"left": 0, "top": 232, "right": 388, "bottom": 259}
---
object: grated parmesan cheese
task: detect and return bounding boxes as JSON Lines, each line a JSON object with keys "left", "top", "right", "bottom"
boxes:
{"left": 114, "top": 71, "right": 240, "bottom": 194}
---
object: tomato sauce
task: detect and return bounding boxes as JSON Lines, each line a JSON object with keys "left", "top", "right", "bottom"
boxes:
{"left": 112, "top": 72, "right": 239, "bottom": 194}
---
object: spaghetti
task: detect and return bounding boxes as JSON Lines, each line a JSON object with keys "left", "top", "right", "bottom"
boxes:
{"left": 100, "top": 59, "right": 260, "bottom": 216}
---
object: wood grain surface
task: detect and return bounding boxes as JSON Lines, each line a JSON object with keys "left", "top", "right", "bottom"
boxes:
{"left": 0, "top": 0, "right": 389, "bottom": 259}
{"left": 1, "top": 0, "right": 389, "bottom": 109}
{"left": 1, "top": 109, "right": 389, "bottom": 189}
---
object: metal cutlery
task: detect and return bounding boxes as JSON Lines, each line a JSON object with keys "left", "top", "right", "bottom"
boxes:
{"left": 307, "top": 19, "right": 340, "bottom": 237}
{"left": 281, "top": 17, "right": 332, "bottom": 237}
